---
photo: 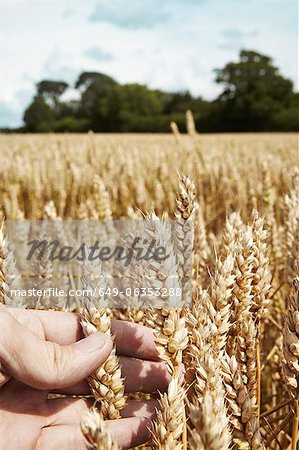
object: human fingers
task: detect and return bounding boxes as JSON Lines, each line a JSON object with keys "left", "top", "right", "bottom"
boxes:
{"left": 51, "top": 356, "right": 170, "bottom": 395}
{"left": 111, "top": 320, "right": 159, "bottom": 361}
{"left": 0, "top": 308, "right": 112, "bottom": 390}
{"left": 6, "top": 308, "right": 159, "bottom": 361}
{"left": 6, "top": 307, "right": 82, "bottom": 344}
{"left": 37, "top": 417, "right": 152, "bottom": 450}
{"left": 46, "top": 397, "right": 158, "bottom": 425}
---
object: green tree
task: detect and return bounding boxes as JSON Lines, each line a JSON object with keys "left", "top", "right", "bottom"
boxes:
{"left": 23, "top": 95, "right": 54, "bottom": 132}
{"left": 52, "top": 116, "right": 89, "bottom": 132}
{"left": 75, "top": 72, "right": 118, "bottom": 130}
{"left": 272, "top": 93, "right": 299, "bottom": 131}
{"left": 101, "top": 83, "right": 163, "bottom": 131}
{"left": 214, "top": 50, "right": 295, "bottom": 131}
{"left": 37, "top": 80, "right": 69, "bottom": 108}
{"left": 163, "top": 91, "right": 193, "bottom": 114}
{"left": 21, "top": 50, "right": 298, "bottom": 133}
{"left": 75, "top": 72, "right": 116, "bottom": 91}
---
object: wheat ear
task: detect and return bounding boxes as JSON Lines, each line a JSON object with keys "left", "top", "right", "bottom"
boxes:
{"left": 0, "top": 221, "right": 22, "bottom": 306}
{"left": 222, "top": 353, "right": 264, "bottom": 449}
{"left": 226, "top": 227, "right": 255, "bottom": 356}
{"left": 250, "top": 210, "right": 272, "bottom": 320}
{"left": 188, "top": 352, "right": 232, "bottom": 450}
{"left": 174, "top": 175, "right": 196, "bottom": 304}
{"left": 221, "top": 212, "right": 246, "bottom": 260}
{"left": 93, "top": 174, "right": 115, "bottom": 240}
{"left": 283, "top": 277, "right": 299, "bottom": 398}
{"left": 147, "top": 309, "right": 188, "bottom": 448}
{"left": 170, "top": 121, "right": 181, "bottom": 144}
{"left": 283, "top": 272, "right": 299, "bottom": 450}
{"left": 193, "top": 201, "right": 210, "bottom": 285}
{"left": 250, "top": 210, "right": 271, "bottom": 420}
{"left": 185, "top": 289, "right": 215, "bottom": 386}
{"left": 205, "top": 254, "right": 236, "bottom": 353}
{"left": 152, "top": 375, "right": 186, "bottom": 450}
{"left": 81, "top": 407, "right": 119, "bottom": 450}
{"left": 186, "top": 110, "right": 197, "bottom": 136}
{"left": 80, "top": 262, "right": 126, "bottom": 419}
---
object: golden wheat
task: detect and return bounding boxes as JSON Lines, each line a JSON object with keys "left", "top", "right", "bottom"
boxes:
{"left": 0, "top": 129, "right": 298, "bottom": 449}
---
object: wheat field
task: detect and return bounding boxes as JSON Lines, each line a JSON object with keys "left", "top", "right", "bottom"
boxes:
{"left": 0, "top": 126, "right": 298, "bottom": 449}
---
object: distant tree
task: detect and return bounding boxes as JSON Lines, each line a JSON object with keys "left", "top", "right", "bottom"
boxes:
{"left": 55, "top": 100, "right": 81, "bottom": 119}
{"left": 52, "top": 116, "right": 89, "bottom": 132}
{"left": 75, "top": 72, "right": 117, "bottom": 91}
{"left": 23, "top": 95, "right": 54, "bottom": 132}
{"left": 163, "top": 91, "right": 193, "bottom": 114}
{"left": 75, "top": 72, "right": 118, "bottom": 130}
{"left": 272, "top": 93, "right": 299, "bottom": 131}
{"left": 101, "top": 84, "right": 163, "bottom": 131}
{"left": 214, "top": 50, "right": 295, "bottom": 131}
{"left": 21, "top": 50, "right": 298, "bottom": 133}
{"left": 37, "top": 80, "right": 69, "bottom": 107}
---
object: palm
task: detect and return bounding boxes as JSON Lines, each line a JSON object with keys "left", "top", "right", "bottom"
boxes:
{"left": 1, "top": 383, "right": 48, "bottom": 449}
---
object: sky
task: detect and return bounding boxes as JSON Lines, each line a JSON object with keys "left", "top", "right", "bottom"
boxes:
{"left": 0, "top": 0, "right": 298, "bottom": 127}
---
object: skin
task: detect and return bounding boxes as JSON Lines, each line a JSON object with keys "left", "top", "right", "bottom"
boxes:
{"left": 0, "top": 306, "right": 171, "bottom": 449}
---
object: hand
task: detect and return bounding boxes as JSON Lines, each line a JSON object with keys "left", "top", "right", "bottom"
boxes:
{"left": 0, "top": 306, "right": 170, "bottom": 449}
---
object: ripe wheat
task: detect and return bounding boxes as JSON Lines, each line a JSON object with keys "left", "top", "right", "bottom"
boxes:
{"left": 0, "top": 127, "right": 298, "bottom": 449}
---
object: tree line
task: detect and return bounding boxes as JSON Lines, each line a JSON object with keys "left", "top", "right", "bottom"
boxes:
{"left": 22, "top": 50, "right": 298, "bottom": 133}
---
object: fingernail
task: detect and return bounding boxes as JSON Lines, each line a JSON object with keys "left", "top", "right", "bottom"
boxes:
{"left": 76, "top": 332, "right": 110, "bottom": 354}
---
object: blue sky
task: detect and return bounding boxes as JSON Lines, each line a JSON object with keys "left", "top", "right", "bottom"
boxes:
{"left": 0, "top": 0, "right": 297, "bottom": 127}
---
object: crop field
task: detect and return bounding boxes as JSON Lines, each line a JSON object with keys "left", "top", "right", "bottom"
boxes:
{"left": 0, "top": 129, "right": 298, "bottom": 449}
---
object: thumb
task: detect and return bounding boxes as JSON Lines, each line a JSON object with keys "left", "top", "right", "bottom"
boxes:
{"left": 0, "top": 309, "right": 112, "bottom": 390}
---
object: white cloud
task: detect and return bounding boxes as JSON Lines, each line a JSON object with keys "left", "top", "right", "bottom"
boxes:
{"left": 89, "top": 0, "right": 205, "bottom": 28}
{"left": 42, "top": 49, "right": 80, "bottom": 82}
{"left": 89, "top": 1, "right": 170, "bottom": 29}
{"left": 63, "top": 8, "right": 74, "bottom": 18}
{"left": 84, "top": 47, "right": 114, "bottom": 62}
{"left": 219, "top": 28, "right": 259, "bottom": 50}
